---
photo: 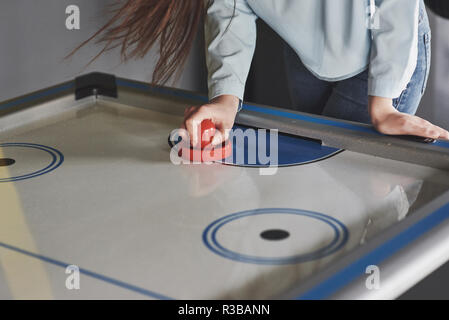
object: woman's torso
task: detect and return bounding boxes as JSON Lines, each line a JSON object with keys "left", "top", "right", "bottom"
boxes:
{"left": 243, "top": 0, "right": 372, "bottom": 80}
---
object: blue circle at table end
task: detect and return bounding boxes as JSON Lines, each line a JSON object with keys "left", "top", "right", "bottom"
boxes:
{"left": 0, "top": 143, "right": 64, "bottom": 182}
{"left": 202, "top": 208, "right": 349, "bottom": 265}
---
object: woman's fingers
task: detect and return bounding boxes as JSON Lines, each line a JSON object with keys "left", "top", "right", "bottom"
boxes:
{"left": 407, "top": 117, "right": 440, "bottom": 139}
{"left": 376, "top": 112, "right": 449, "bottom": 140}
{"left": 184, "top": 106, "right": 211, "bottom": 147}
{"left": 406, "top": 116, "right": 449, "bottom": 140}
{"left": 181, "top": 96, "right": 239, "bottom": 148}
{"left": 434, "top": 125, "right": 449, "bottom": 140}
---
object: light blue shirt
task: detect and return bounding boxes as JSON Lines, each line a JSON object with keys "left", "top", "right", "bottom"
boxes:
{"left": 205, "top": 0, "right": 420, "bottom": 101}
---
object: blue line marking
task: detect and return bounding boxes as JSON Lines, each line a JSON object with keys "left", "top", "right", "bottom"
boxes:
{"left": 0, "top": 143, "right": 64, "bottom": 182}
{"left": 435, "top": 140, "right": 449, "bottom": 148}
{"left": 0, "top": 242, "right": 173, "bottom": 300}
{"left": 298, "top": 201, "right": 449, "bottom": 299}
{"left": 203, "top": 208, "right": 349, "bottom": 265}
{"left": 0, "top": 83, "right": 74, "bottom": 112}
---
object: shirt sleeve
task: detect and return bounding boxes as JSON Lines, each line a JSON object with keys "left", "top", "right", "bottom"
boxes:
{"left": 368, "top": 0, "right": 420, "bottom": 98}
{"left": 205, "top": 0, "right": 258, "bottom": 101}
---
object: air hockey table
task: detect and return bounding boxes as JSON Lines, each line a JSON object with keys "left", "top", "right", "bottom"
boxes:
{"left": 1, "top": 72, "right": 449, "bottom": 300}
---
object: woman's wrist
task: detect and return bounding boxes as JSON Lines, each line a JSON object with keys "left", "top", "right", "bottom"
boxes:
{"left": 368, "top": 96, "right": 398, "bottom": 126}
{"left": 210, "top": 95, "right": 240, "bottom": 112}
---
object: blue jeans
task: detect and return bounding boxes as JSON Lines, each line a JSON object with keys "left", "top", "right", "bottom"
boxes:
{"left": 283, "top": 0, "right": 431, "bottom": 124}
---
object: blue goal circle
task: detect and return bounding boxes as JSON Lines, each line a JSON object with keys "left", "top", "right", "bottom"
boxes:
{"left": 202, "top": 208, "right": 349, "bottom": 265}
{"left": 0, "top": 143, "right": 64, "bottom": 182}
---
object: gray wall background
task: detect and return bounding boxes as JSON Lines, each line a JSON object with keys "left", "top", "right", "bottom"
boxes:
{"left": 0, "top": 0, "right": 208, "bottom": 100}
{"left": 0, "top": 1, "right": 448, "bottom": 299}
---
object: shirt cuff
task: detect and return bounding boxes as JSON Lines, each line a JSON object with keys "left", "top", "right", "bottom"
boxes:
{"left": 208, "top": 79, "right": 245, "bottom": 102}
{"left": 368, "top": 78, "right": 406, "bottom": 99}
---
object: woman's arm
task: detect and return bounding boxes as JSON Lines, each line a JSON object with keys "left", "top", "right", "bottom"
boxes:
{"left": 183, "top": 0, "right": 258, "bottom": 145}
{"left": 369, "top": 0, "right": 420, "bottom": 99}
{"left": 205, "top": 0, "right": 258, "bottom": 101}
{"left": 369, "top": 0, "right": 448, "bottom": 139}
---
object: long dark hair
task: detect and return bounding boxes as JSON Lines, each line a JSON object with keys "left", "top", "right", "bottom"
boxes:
{"left": 67, "top": 0, "right": 205, "bottom": 85}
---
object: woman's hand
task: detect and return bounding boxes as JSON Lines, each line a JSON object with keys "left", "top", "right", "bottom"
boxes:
{"left": 369, "top": 96, "right": 449, "bottom": 140}
{"left": 182, "top": 95, "right": 239, "bottom": 147}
